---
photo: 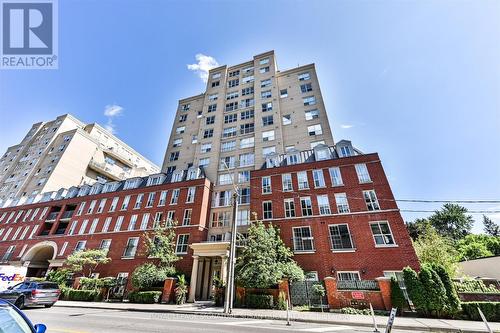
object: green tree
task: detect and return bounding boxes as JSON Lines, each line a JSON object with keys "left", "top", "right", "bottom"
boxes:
{"left": 65, "top": 249, "right": 111, "bottom": 277}
{"left": 235, "top": 221, "right": 304, "bottom": 288}
{"left": 456, "top": 234, "right": 500, "bottom": 260}
{"left": 143, "top": 218, "right": 180, "bottom": 271}
{"left": 406, "top": 218, "right": 430, "bottom": 241}
{"left": 403, "top": 267, "right": 427, "bottom": 313}
{"left": 131, "top": 263, "right": 170, "bottom": 290}
{"left": 419, "top": 264, "right": 447, "bottom": 316}
{"left": 483, "top": 215, "right": 500, "bottom": 237}
{"left": 428, "top": 204, "right": 473, "bottom": 241}
{"left": 431, "top": 264, "right": 461, "bottom": 315}
{"left": 413, "top": 224, "right": 459, "bottom": 276}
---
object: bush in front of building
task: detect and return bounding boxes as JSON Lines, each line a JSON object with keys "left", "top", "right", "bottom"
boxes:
{"left": 454, "top": 278, "right": 499, "bottom": 293}
{"left": 390, "top": 277, "right": 406, "bottom": 313}
{"left": 127, "top": 291, "right": 163, "bottom": 304}
{"left": 245, "top": 293, "right": 274, "bottom": 309}
{"left": 131, "top": 263, "right": 173, "bottom": 290}
{"left": 460, "top": 302, "right": 500, "bottom": 321}
{"left": 65, "top": 289, "right": 102, "bottom": 302}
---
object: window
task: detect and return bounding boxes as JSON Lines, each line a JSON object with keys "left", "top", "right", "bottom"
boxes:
{"left": 114, "top": 216, "right": 124, "bottom": 231}
{"left": 128, "top": 215, "right": 138, "bottom": 231}
{"left": 223, "top": 127, "right": 237, "bottom": 138}
{"left": 140, "top": 213, "right": 149, "bottom": 230}
{"left": 262, "top": 116, "right": 273, "bottom": 127}
{"left": 100, "top": 239, "right": 112, "bottom": 252}
{"left": 181, "top": 103, "right": 190, "bottom": 111}
{"left": 261, "top": 102, "right": 272, "bottom": 112}
{"left": 169, "top": 152, "right": 179, "bottom": 161}
{"left": 201, "top": 143, "right": 212, "bottom": 153}
{"left": 203, "top": 129, "right": 214, "bottom": 138}
{"left": 178, "top": 115, "right": 187, "bottom": 123}
{"left": 186, "top": 187, "right": 196, "bottom": 203}
{"left": 263, "top": 201, "right": 273, "bottom": 220}
{"left": 95, "top": 199, "right": 106, "bottom": 213}
{"left": 261, "top": 90, "right": 272, "bottom": 99}
{"left": 176, "top": 234, "right": 189, "bottom": 254}
{"left": 239, "top": 153, "right": 254, "bottom": 167}
{"left": 74, "top": 241, "right": 86, "bottom": 253}
{"left": 208, "top": 93, "right": 218, "bottom": 101}
{"left": 262, "top": 130, "right": 275, "bottom": 142}
{"left": 300, "top": 197, "right": 313, "bottom": 216}
{"left": 293, "top": 227, "right": 314, "bottom": 252}
{"left": 238, "top": 170, "right": 250, "bottom": 183}
{"left": 241, "top": 87, "right": 254, "bottom": 96}
{"left": 304, "top": 109, "right": 320, "bottom": 121}
{"left": 329, "top": 167, "right": 343, "bottom": 186}
{"left": 228, "top": 78, "right": 239, "bottom": 88}
{"left": 123, "top": 237, "right": 139, "bottom": 258}
{"left": 282, "top": 173, "right": 293, "bottom": 191}
{"left": 335, "top": 193, "right": 350, "bottom": 213}
{"left": 109, "top": 197, "right": 119, "bottom": 212}
{"left": 262, "top": 146, "right": 276, "bottom": 157}
{"left": 240, "top": 98, "right": 254, "bottom": 108}
{"left": 237, "top": 210, "right": 250, "bottom": 226}
{"left": 280, "top": 89, "right": 288, "bottom": 98}
{"left": 121, "top": 195, "right": 130, "bottom": 210}
{"left": 308, "top": 124, "right": 323, "bottom": 136}
{"left": 298, "top": 72, "right": 311, "bottom": 81}
{"left": 102, "top": 217, "right": 112, "bottom": 232}
{"left": 78, "top": 220, "right": 88, "bottom": 234}
{"left": 68, "top": 221, "right": 77, "bottom": 235}
{"left": 134, "top": 194, "right": 144, "bottom": 209}
{"left": 59, "top": 242, "right": 68, "bottom": 256}
{"left": 206, "top": 116, "right": 215, "bottom": 125}
{"left": 211, "top": 211, "right": 231, "bottom": 227}
{"left": 238, "top": 188, "right": 250, "bottom": 205}
{"left": 89, "top": 218, "right": 99, "bottom": 234}
{"left": 317, "top": 195, "right": 331, "bottom": 215}
{"left": 240, "top": 123, "right": 254, "bottom": 135}
{"left": 208, "top": 104, "right": 217, "bottom": 113}
{"left": 259, "top": 58, "right": 270, "bottom": 65}
{"left": 297, "top": 171, "right": 309, "bottom": 189}
{"left": 87, "top": 201, "right": 96, "bottom": 214}
{"left": 261, "top": 79, "right": 272, "bottom": 87}
{"left": 219, "top": 156, "right": 236, "bottom": 170}
{"left": 176, "top": 126, "right": 185, "bottom": 134}
{"left": 152, "top": 212, "right": 163, "bottom": 228}
{"left": 262, "top": 176, "right": 271, "bottom": 194}
{"left": 224, "top": 114, "right": 238, "bottom": 123}
{"left": 312, "top": 169, "right": 326, "bottom": 188}
{"left": 240, "top": 110, "right": 254, "bottom": 120}
{"left": 282, "top": 114, "right": 292, "bottom": 125}
{"left": 371, "top": 221, "right": 395, "bottom": 246}
{"left": 199, "top": 157, "right": 210, "bottom": 167}
{"left": 221, "top": 140, "right": 236, "bottom": 152}
{"left": 124, "top": 179, "right": 141, "bottom": 190}
{"left": 355, "top": 164, "right": 371, "bottom": 183}
{"left": 170, "top": 189, "right": 180, "bottom": 204}
{"left": 338, "top": 272, "right": 360, "bottom": 281}
{"left": 300, "top": 83, "right": 313, "bottom": 93}
{"left": 284, "top": 199, "right": 296, "bottom": 218}
{"left": 182, "top": 209, "right": 192, "bottom": 226}
{"left": 339, "top": 145, "right": 352, "bottom": 157}
{"left": 166, "top": 211, "right": 175, "bottom": 223}
{"left": 211, "top": 80, "right": 220, "bottom": 87}
{"left": 329, "top": 224, "right": 354, "bottom": 250}
{"left": 158, "top": 191, "right": 168, "bottom": 206}
{"left": 240, "top": 137, "right": 254, "bottom": 149}
{"left": 173, "top": 138, "right": 182, "bottom": 147}
{"left": 218, "top": 174, "right": 233, "bottom": 185}
{"left": 364, "top": 190, "right": 380, "bottom": 211}
{"left": 225, "top": 102, "right": 238, "bottom": 112}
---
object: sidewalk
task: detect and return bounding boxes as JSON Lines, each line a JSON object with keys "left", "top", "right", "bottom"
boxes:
{"left": 54, "top": 300, "right": 499, "bottom": 333}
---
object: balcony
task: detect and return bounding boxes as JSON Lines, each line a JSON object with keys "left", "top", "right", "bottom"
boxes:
{"left": 88, "top": 160, "right": 131, "bottom": 181}
{"left": 104, "top": 147, "right": 134, "bottom": 167}
{"left": 60, "top": 210, "right": 74, "bottom": 220}
{"left": 45, "top": 212, "right": 59, "bottom": 222}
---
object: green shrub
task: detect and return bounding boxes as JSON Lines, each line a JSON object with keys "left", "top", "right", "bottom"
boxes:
{"left": 276, "top": 291, "right": 287, "bottom": 310}
{"left": 419, "top": 264, "right": 448, "bottom": 315}
{"left": 131, "top": 263, "right": 170, "bottom": 290}
{"left": 46, "top": 269, "right": 72, "bottom": 287}
{"left": 403, "top": 266, "right": 427, "bottom": 313}
{"left": 390, "top": 277, "right": 406, "bottom": 312}
{"left": 246, "top": 294, "right": 274, "bottom": 309}
{"left": 340, "top": 307, "right": 371, "bottom": 315}
{"left": 128, "top": 291, "right": 162, "bottom": 304}
{"left": 431, "top": 264, "right": 461, "bottom": 315}
{"left": 454, "top": 278, "right": 499, "bottom": 293}
{"left": 66, "top": 289, "right": 101, "bottom": 301}
{"left": 461, "top": 302, "right": 500, "bottom": 322}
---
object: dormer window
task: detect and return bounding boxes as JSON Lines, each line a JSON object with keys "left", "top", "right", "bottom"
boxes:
{"left": 77, "top": 186, "right": 90, "bottom": 197}
{"left": 147, "top": 174, "right": 165, "bottom": 187}
{"left": 41, "top": 192, "right": 54, "bottom": 202}
{"left": 124, "top": 178, "right": 141, "bottom": 190}
{"left": 67, "top": 187, "right": 79, "bottom": 198}
{"left": 187, "top": 167, "right": 200, "bottom": 180}
{"left": 313, "top": 144, "right": 331, "bottom": 161}
{"left": 265, "top": 154, "right": 280, "bottom": 168}
{"left": 172, "top": 170, "right": 184, "bottom": 182}
{"left": 286, "top": 149, "right": 301, "bottom": 165}
{"left": 89, "top": 183, "right": 103, "bottom": 195}
{"left": 338, "top": 145, "right": 352, "bottom": 157}
{"left": 102, "top": 182, "right": 119, "bottom": 193}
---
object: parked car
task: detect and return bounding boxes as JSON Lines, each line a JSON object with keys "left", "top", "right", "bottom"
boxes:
{"left": 0, "top": 281, "right": 60, "bottom": 309}
{"left": 0, "top": 299, "right": 47, "bottom": 332}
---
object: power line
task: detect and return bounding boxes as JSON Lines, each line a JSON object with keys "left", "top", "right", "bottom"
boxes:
{"left": 401, "top": 209, "right": 500, "bottom": 214}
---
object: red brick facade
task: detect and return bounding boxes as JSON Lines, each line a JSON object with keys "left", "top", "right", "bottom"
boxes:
{"left": 250, "top": 153, "right": 420, "bottom": 280}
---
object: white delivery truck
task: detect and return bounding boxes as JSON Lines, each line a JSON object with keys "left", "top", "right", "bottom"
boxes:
{"left": 0, "top": 266, "right": 27, "bottom": 291}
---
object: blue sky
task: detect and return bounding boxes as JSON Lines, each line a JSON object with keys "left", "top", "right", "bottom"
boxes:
{"left": 0, "top": 0, "right": 499, "bottom": 232}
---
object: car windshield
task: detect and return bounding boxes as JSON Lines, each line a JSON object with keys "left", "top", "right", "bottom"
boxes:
{"left": 0, "top": 305, "right": 33, "bottom": 333}
{"left": 36, "top": 283, "right": 58, "bottom": 290}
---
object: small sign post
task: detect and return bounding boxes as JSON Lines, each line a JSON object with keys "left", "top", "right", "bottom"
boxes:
{"left": 385, "top": 308, "right": 397, "bottom": 333}
{"left": 370, "top": 303, "right": 380, "bottom": 333}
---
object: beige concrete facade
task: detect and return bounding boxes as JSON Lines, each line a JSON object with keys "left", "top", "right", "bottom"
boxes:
{"left": 161, "top": 51, "right": 335, "bottom": 240}
{"left": 0, "top": 114, "right": 159, "bottom": 206}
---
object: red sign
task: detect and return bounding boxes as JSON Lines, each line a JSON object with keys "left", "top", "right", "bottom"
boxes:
{"left": 351, "top": 291, "right": 365, "bottom": 300}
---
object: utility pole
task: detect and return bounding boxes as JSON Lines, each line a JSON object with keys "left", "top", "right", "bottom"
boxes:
{"left": 223, "top": 162, "right": 239, "bottom": 314}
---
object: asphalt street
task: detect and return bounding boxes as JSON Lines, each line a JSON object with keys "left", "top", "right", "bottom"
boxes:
{"left": 23, "top": 306, "right": 425, "bottom": 333}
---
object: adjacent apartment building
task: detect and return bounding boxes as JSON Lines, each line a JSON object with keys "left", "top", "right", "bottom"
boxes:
{"left": 0, "top": 51, "right": 419, "bottom": 303}
{"left": 0, "top": 114, "right": 160, "bottom": 206}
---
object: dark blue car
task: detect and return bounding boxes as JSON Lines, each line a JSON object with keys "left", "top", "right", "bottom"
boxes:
{"left": 0, "top": 299, "right": 46, "bottom": 333}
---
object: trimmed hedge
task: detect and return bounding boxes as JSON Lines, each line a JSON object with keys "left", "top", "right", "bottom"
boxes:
{"left": 246, "top": 294, "right": 274, "bottom": 309}
{"left": 461, "top": 302, "right": 500, "bottom": 322}
{"left": 66, "top": 289, "right": 101, "bottom": 302}
{"left": 128, "top": 291, "right": 162, "bottom": 304}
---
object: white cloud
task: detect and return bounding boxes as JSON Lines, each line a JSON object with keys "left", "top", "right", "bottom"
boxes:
{"left": 103, "top": 104, "right": 124, "bottom": 134}
{"left": 340, "top": 124, "right": 353, "bottom": 129}
{"left": 187, "top": 54, "right": 219, "bottom": 83}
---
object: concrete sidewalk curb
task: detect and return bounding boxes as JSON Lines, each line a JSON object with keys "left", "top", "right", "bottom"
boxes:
{"left": 54, "top": 302, "right": 495, "bottom": 333}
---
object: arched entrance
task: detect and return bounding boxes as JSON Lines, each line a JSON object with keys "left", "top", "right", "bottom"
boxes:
{"left": 21, "top": 242, "right": 58, "bottom": 278}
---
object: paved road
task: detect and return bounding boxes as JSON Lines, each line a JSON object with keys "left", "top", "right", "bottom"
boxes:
{"left": 23, "top": 306, "right": 423, "bottom": 333}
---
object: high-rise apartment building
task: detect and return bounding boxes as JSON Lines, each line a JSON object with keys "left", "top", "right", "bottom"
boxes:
{"left": 0, "top": 114, "right": 159, "bottom": 206}
{"left": 162, "top": 51, "right": 334, "bottom": 240}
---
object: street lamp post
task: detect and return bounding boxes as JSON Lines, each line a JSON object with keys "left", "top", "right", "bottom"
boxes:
{"left": 223, "top": 192, "right": 238, "bottom": 314}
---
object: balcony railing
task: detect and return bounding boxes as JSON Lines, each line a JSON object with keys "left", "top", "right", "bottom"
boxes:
{"left": 88, "top": 160, "right": 131, "bottom": 181}
{"left": 45, "top": 212, "right": 59, "bottom": 221}
{"left": 337, "top": 280, "right": 379, "bottom": 291}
